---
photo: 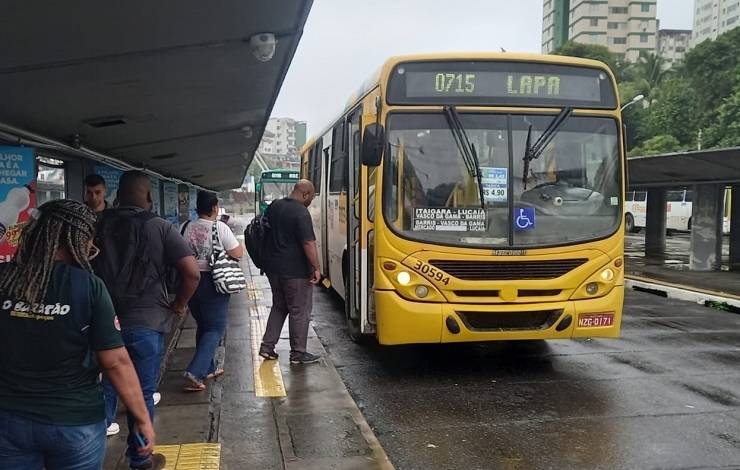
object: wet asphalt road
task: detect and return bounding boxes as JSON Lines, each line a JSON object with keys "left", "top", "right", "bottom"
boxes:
{"left": 311, "top": 289, "right": 740, "bottom": 470}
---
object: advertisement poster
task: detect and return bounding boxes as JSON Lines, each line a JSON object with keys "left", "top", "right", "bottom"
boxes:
{"left": 0, "top": 146, "right": 37, "bottom": 262}
{"left": 189, "top": 188, "right": 197, "bottom": 220}
{"left": 94, "top": 163, "right": 123, "bottom": 206}
{"left": 163, "top": 181, "right": 179, "bottom": 225}
{"left": 149, "top": 177, "right": 161, "bottom": 215}
{"left": 481, "top": 167, "right": 507, "bottom": 203}
{"left": 178, "top": 184, "right": 190, "bottom": 224}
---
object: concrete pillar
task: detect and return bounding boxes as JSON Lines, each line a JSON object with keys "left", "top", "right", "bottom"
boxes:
{"left": 690, "top": 184, "right": 723, "bottom": 271}
{"left": 645, "top": 188, "right": 667, "bottom": 256}
{"left": 729, "top": 184, "right": 740, "bottom": 271}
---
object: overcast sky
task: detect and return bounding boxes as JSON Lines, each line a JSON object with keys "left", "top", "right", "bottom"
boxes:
{"left": 271, "top": 0, "right": 694, "bottom": 136}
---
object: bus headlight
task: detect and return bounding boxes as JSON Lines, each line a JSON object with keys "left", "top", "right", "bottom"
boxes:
{"left": 415, "top": 285, "right": 429, "bottom": 298}
{"left": 600, "top": 268, "right": 614, "bottom": 282}
{"left": 397, "top": 271, "right": 411, "bottom": 285}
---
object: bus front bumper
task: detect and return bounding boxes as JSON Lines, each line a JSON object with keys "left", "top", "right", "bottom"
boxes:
{"left": 375, "top": 286, "right": 624, "bottom": 345}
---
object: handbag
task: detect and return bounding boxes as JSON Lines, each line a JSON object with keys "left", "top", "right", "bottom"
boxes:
{"left": 210, "top": 222, "right": 247, "bottom": 294}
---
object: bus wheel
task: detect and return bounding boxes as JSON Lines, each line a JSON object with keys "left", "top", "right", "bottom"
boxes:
{"left": 344, "top": 276, "right": 363, "bottom": 342}
{"left": 625, "top": 213, "right": 636, "bottom": 233}
{"left": 688, "top": 217, "right": 692, "bottom": 230}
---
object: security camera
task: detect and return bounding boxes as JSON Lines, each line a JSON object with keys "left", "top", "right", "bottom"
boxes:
{"left": 250, "top": 33, "right": 277, "bottom": 62}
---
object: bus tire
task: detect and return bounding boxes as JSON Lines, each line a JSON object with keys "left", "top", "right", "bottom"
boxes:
{"left": 625, "top": 213, "right": 638, "bottom": 233}
{"left": 344, "top": 275, "right": 363, "bottom": 343}
{"left": 688, "top": 217, "right": 692, "bottom": 230}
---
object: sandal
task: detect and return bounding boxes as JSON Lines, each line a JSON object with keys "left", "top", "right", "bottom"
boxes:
{"left": 206, "top": 368, "right": 225, "bottom": 380}
{"left": 182, "top": 373, "right": 206, "bottom": 392}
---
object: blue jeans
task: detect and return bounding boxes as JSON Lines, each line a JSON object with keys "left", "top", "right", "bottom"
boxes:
{"left": 122, "top": 327, "right": 164, "bottom": 468}
{"left": 0, "top": 409, "right": 106, "bottom": 470}
{"left": 186, "top": 272, "right": 230, "bottom": 380}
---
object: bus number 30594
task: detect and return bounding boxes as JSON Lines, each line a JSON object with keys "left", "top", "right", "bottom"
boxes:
{"left": 413, "top": 260, "right": 451, "bottom": 285}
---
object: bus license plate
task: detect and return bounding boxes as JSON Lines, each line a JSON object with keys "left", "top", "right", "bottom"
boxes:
{"left": 578, "top": 313, "right": 614, "bottom": 328}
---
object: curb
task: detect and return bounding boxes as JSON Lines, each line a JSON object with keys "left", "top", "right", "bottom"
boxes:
{"left": 625, "top": 274, "right": 740, "bottom": 308}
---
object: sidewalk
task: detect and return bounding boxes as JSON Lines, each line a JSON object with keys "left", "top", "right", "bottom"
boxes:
{"left": 104, "top": 258, "right": 392, "bottom": 470}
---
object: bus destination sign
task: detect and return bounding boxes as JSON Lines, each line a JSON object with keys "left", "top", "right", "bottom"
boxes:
{"left": 388, "top": 61, "right": 616, "bottom": 108}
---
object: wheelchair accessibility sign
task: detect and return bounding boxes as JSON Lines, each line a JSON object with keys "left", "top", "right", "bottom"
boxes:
{"left": 514, "top": 207, "right": 536, "bottom": 230}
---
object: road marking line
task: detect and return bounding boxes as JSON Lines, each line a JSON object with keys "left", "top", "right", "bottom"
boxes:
{"left": 249, "top": 305, "right": 267, "bottom": 318}
{"left": 154, "top": 443, "right": 221, "bottom": 469}
{"left": 246, "top": 289, "right": 264, "bottom": 301}
{"left": 250, "top": 316, "right": 286, "bottom": 397}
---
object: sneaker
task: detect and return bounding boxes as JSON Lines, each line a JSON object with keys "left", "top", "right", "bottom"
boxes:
{"left": 130, "top": 452, "right": 166, "bottom": 470}
{"left": 259, "top": 348, "right": 279, "bottom": 360}
{"left": 106, "top": 422, "right": 120, "bottom": 437}
{"left": 289, "top": 352, "right": 321, "bottom": 364}
{"left": 152, "top": 392, "right": 161, "bottom": 406}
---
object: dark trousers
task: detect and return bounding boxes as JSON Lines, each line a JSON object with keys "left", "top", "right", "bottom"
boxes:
{"left": 261, "top": 276, "right": 313, "bottom": 355}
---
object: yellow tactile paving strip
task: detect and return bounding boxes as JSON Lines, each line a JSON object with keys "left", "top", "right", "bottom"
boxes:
{"left": 250, "top": 316, "right": 286, "bottom": 397}
{"left": 154, "top": 443, "right": 221, "bottom": 470}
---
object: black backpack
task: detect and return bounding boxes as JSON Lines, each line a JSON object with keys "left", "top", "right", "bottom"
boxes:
{"left": 244, "top": 210, "right": 271, "bottom": 272}
{"left": 92, "top": 209, "right": 159, "bottom": 314}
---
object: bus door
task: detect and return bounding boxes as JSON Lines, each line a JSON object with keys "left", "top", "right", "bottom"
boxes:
{"left": 321, "top": 131, "right": 333, "bottom": 273}
{"left": 346, "top": 107, "right": 371, "bottom": 336}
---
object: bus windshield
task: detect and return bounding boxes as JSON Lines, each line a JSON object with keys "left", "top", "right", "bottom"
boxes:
{"left": 384, "top": 112, "right": 621, "bottom": 248}
{"left": 261, "top": 181, "right": 294, "bottom": 204}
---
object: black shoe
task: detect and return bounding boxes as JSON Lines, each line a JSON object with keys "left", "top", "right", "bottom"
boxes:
{"left": 130, "top": 453, "right": 166, "bottom": 470}
{"left": 259, "top": 348, "right": 279, "bottom": 360}
{"left": 290, "top": 352, "right": 321, "bottom": 364}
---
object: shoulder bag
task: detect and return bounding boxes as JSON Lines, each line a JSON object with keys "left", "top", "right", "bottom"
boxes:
{"left": 210, "top": 222, "right": 247, "bottom": 294}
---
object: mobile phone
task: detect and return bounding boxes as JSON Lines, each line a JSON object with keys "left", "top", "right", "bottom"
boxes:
{"left": 134, "top": 432, "right": 148, "bottom": 449}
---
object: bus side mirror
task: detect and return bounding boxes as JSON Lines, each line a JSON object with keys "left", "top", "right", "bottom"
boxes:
{"left": 362, "top": 123, "right": 384, "bottom": 167}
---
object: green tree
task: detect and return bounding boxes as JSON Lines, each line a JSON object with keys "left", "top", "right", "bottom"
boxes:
{"left": 704, "top": 85, "right": 740, "bottom": 148}
{"left": 553, "top": 41, "right": 625, "bottom": 80}
{"left": 683, "top": 27, "right": 740, "bottom": 124}
{"left": 623, "top": 53, "right": 671, "bottom": 103}
{"left": 629, "top": 135, "right": 681, "bottom": 157}
{"left": 643, "top": 77, "right": 699, "bottom": 146}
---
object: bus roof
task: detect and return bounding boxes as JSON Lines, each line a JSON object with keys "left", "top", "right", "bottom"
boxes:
{"left": 300, "top": 52, "right": 618, "bottom": 154}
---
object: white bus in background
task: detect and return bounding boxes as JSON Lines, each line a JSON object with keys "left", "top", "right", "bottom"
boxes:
{"left": 625, "top": 189, "right": 731, "bottom": 234}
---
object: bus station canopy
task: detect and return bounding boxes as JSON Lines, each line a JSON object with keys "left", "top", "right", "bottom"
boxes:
{"left": 0, "top": 1, "right": 312, "bottom": 190}
{"left": 628, "top": 147, "right": 740, "bottom": 188}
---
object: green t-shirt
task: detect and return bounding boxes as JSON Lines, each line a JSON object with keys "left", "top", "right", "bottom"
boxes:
{"left": 0, "top": 262, "right": 124, "bottom": 425}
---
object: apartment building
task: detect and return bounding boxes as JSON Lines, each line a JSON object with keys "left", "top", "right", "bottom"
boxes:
{"left": 658, "top": 29, "right": 692, "bottom": 66}
{"left": 542, "top": 0, "right": 658, "bottom": 62}
{"left": 692, "top": 0, "right": 740, "bottom": 47}
{"left": 259, "top": 118, "right": 306, "bottom": 155}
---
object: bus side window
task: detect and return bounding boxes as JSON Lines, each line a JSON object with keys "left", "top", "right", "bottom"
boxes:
{"left": 311, "top": 139, "right": 323, "bottom": 194}
{"left": 684, "top": 190, "right": 693, "bottom": 202}
{"left": 329, "top": 121, "right": 348, "bottom": 193}
{"left": 635, "top": 191, "right": 647, "bottom": 202}
{"left": 626, "top": 191, "right": 634, "bottom": 202}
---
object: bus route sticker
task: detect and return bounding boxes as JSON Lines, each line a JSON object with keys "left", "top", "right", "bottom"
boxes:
{"left": 413, "top": 208, "right": 486, "bottom": 232}
{"left": 481, "top": 167, "right": 507, "bottom": 203}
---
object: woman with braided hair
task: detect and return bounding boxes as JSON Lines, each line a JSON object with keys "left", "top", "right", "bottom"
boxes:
{"left": 0, "top": 199, "right": 160, "bottom": 470}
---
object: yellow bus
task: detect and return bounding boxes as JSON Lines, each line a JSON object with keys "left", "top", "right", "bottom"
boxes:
{"left": 301, "top": 53, "right": 625, "bottom": 345}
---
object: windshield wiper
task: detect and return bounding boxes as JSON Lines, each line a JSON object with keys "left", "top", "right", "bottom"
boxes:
{"left": 522, "top": 107, "right": 573, "bottom": 190}
{"left": 443, "top": 106, "right": 485, "bottom": 209}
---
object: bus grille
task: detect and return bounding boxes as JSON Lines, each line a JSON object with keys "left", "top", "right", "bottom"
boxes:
{"left": 458, "top": 310, "right": 562, "bottom": 331}
{"left": 429, "top": 259, "right": 587, "bottom": 280}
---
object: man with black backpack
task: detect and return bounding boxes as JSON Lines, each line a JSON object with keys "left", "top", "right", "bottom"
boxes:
{"left": 256, "top": 180, "right": 322, "bottom": 365}
{"left": 93, "top": 171, "right": 200, "bottom": 470}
